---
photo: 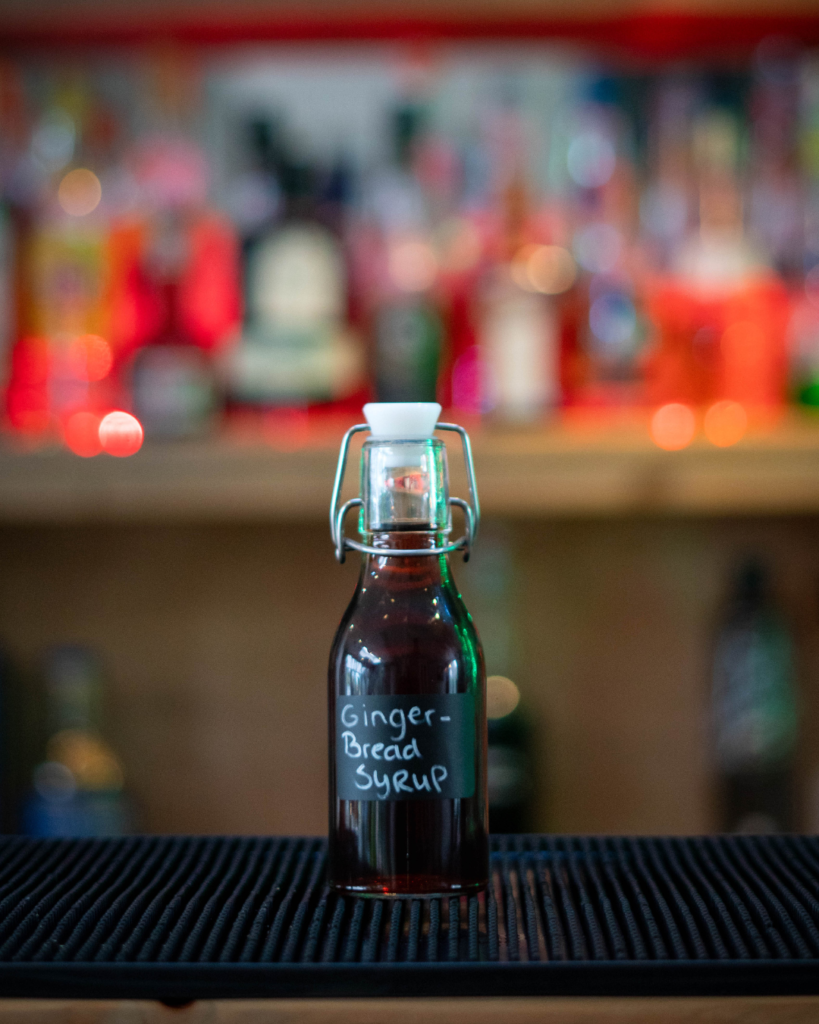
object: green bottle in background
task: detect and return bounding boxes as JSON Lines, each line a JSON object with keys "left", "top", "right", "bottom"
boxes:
{"left": 371, "top": 104, "right": 442, "bottom": 403}
{"left": 711, "top": 559, "right": 798, "bottom": 833}
{"left": 23, "top": 646, "right": 130, "bottom": 837}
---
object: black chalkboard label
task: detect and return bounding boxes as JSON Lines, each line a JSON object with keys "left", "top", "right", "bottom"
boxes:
{"left": 335, "top": 693, "right": 476, "bottom": 801}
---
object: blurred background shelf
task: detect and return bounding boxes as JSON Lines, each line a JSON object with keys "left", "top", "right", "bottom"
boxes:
{"left": 4, "top": 416, "right": 819, "bottom": 523}
{"left": 3, "top": 6, "right": 819, "bottom": 850}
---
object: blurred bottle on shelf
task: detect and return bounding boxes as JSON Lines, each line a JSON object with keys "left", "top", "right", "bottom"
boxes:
{"left": 0, "top": 204, "right": 15, "bottom": 392}
{"left": 462, "top": 527, "right": 537, "bottom": 831}
{"left": 4, "top": 50, "right": 819, "bottom": 434}
{"left": 23, "top": 646, "right": 130, "bottom": 837}
{"left": 748, "top": 41, "right": 803, "bottom": 280}
{"left": 368, "top": 103, "right": 442, "bottom": 404}
{"left": 127, "top": 160, "right": 239, "bottom": 438}
{"left": 568, "top": 78, "right": 649, "bottom": 407}
{"left": 792, "top": 58, "right": 819, "bottom": 408}
{"left": 228, "top": 115, "right": 364, "bottom": 409}
{"left": 711, "top": 559, "right": 798, "bottom": 833}
{"left": 6, "top": 64, "right": 153, "bottom": 445}
{"left": 129, "top": 51, "right": 240, "bottom": 439}
{"left": 487, "top": 675, "right": 534, "bottom": 833}
{"left": 478, "top": 170, "right": 562, "bottom": 421}
{"left": 646, "top": 84, "right": 791, "bottom": 415}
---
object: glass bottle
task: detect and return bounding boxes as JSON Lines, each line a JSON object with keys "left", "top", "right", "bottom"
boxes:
{"left": 711, "top": 559, "right": 798, "bottom": 833}
{"left": 23, "top": 645, "right": 130, "bottom": 838}
{"left": 328, "top": 402, "right": 488, "bottom": 895}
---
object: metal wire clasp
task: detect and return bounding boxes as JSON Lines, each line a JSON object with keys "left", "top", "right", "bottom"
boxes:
{"left": 329, "top": 423, "right": 481, "bottom": 563}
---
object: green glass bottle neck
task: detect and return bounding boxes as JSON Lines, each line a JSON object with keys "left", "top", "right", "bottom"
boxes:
{"left": 360, "top": 531, "right": 455, "bottom": 590}
{"left": 359, "top": 438, "right": 451, "bottom": 536}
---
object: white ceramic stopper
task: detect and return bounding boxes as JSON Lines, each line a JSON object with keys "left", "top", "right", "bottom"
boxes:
{"left": 363, "top": 402, "right": 441, "bottom": 440}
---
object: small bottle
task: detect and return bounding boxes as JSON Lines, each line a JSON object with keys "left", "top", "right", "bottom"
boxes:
{"left": 23, "top": 646, "right": 130, "bottom": 838}
{"left": 328, "top": 402, "right": 488, "bottom": 895}
{"left": 486, "top": 675, "right": 534, "bottom": 834}
{"left": 228, "top": 118, "right": 364, "bottom": 407}
{"left": 711, "top": 559, "right": 798, "bottom": 833}
{"left": 370, "top": 103, "right": 443, "bottom": 404}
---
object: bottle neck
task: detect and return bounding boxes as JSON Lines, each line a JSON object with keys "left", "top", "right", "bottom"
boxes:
{"left": 360, "top": 438, "right": 451, "bottom": 535}
{"left": 361, "top": 530, "right": 451, "bottom": 583}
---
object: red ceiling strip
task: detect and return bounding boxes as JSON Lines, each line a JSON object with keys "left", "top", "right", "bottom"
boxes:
{"left": 1, "top": 12, "right": 818, "bottom": 58}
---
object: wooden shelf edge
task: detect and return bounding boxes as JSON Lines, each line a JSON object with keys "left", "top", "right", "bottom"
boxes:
{"left": 3, "top": 420, "right": 819, "bottom": 524}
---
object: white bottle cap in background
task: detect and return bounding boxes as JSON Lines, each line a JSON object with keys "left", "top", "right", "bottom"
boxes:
{"left": 363, "top": 402, "right": 441, "bottom": 440}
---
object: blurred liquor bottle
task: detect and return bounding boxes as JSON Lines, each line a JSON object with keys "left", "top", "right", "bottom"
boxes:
{"left": 462, "top": 528, "right": 537, "bottom": 831}
{"left": 4, "top": 71, "right": 115, "bottom": 441}
{"left": 228, "top": 116, "right": 364, "bottom": 409}
{"left": 0, "top": 202, "right": 15, "bottom": 395}
{"left": 567, "top": 77, "right": 649, "bottom": 408}
{"left": 478, "top": 168, "right": 561, "bottom": 421}
{"left": 129, "top": 51, "right": 241, "bottom": 438}
{"left": 0, "top": 59, "right": 28, "bottom": 376}
{"left": 368, "top": 103, "right": 442, "bottom": 403}
{"left": 487, "top": 675, "right": 534, "bottom": 834}
{"left": 23, "top": 646, "right": 130, "bottom": 837}
{"left": 790, "top": 57, "right": 819, "bottom": 407}
{"left": 711, "top": 559, "right": 798, "bottom": 833}
{"left": 646, "top": 88, "right": 790, "bottom": 415}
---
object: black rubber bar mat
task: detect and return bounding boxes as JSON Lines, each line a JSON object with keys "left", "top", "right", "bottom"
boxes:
{"left": 0, "top": 834, "right": 818, "bottom": 999}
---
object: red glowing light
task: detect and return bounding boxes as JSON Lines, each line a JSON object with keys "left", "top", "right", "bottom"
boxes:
{"left": 179, "top": 215, "right": 242, "bottom": 349}
{"left": 650, "top": 403, "right": 696, "bottom": 451}
{"left": 98, "top": 411, "right": 144, "bottom": 457}
{"left": 64, "top": 411, "right": 102, "bottom": 457}
{"left": 6, "top": 386, "right": 50, "bottom": 434}
{"left": 11, "top": 337, "right": 50, "bottom": 384}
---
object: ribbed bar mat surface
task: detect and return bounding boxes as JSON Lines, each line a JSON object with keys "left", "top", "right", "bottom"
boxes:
{"left": 0, "top": 835, "right": 818, "bottom": 999}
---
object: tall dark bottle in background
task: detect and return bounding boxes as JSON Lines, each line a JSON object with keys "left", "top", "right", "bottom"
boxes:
{"left": 711, "top": 559, "right": 798, "bottom": 832}
{"left": 328, "top": 402, "right": 487, "bottom": 894}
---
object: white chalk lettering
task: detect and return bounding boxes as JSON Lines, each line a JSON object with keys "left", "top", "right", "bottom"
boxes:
{"left": 412, "top": 773, "right": 431, "bottom": 792}
{"left": 371, "top": 710, "right": 388, "bottom": 728}
{"left": 431, "top": 765, "right": 448, "bottom": 793}
{"left": 341, "top": 704, "right": 358, "bottom": 727}
{"left": 393, "top": 769, "right": 414, "bottom": 793}
{"left": 389, "top": 708, "right": 407, "bottom": 741}
{"left": 384, "top": 744, "right": 399, "bottom": 761}
{"left": 402, "top": 738, "right": 421, "bottom": 760}
{"left": 373, "top": 770, "right": 390, "bottom": 799}
{"left": 342, "top": 731, "right": 362, "bottom": 758}
{"left": 354, "top": 765, "right": 373, "bottom": 790}
{"left": 425, "top": 709, "right": 436, "bottom": 726}
{"left": 372, "top": 743, "right": 384, "bottom": 759}
{"left": 409, "top": 706, "right": 422, "bottom": 725}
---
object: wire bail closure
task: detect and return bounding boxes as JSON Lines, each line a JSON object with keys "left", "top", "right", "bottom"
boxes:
{"left": 329, "top": 423, "right": 480, "bottom": 564}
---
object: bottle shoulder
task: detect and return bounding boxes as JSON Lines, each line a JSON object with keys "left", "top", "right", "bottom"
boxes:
{"left": 330, "top": 567, "right": 484, "bottom": 691}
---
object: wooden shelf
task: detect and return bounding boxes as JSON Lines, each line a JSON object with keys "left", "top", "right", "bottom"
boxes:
{"left": 3, "top": 415, "right": 819, "bottom": 524}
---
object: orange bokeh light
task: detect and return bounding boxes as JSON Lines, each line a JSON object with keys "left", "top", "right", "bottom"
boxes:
{"left": 67, "top": 334, "right": 113, "bottom": 382}
{"left": 703, "top": 400, "right": 748, "bottom": 448}
{"left": 388, "top": 236, "right": 438, "bottom": 292}
{"left": 98, "top": 411, "right": 143, "bottom": 457}
{"left": 650, "top": 403, "right": 696, "bottom": 451}
{"left": 58, "top": 168, "right": 102, "bottom": 217}
{"left": 64, "top": 411, "right": 102, "bottom": 457}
